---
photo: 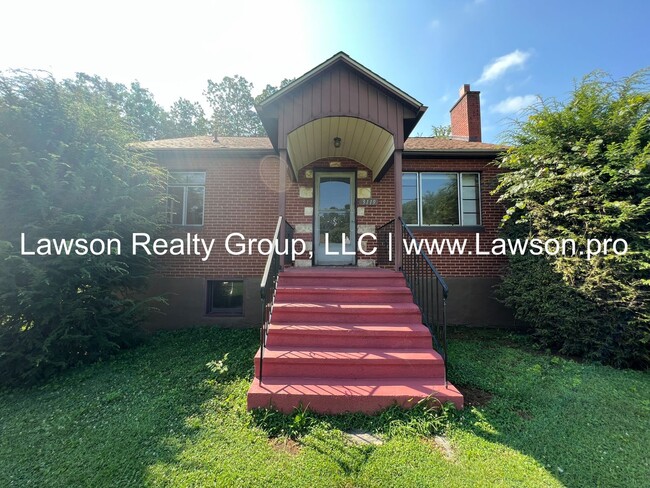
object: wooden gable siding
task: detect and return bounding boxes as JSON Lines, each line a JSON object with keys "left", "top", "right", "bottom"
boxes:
{"left": 275, "top": 64, "right": 415, "bottom": 150}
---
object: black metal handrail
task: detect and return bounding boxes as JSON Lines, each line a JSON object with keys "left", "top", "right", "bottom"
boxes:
{"left": 376, "top": 219, "right": 395, "bottom": 267}
{"left": 259, "top": 217, "right": 294, "bottom": 383}
{"left": 398, "top": 217, "right": 449, "bottom": 385}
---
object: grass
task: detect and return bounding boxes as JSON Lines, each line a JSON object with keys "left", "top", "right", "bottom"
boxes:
{"left": 0, "top": 327, "right": 648, "bottom": 487}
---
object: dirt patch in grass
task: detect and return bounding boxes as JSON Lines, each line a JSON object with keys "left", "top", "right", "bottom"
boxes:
{"left": 345, "top": 430, "right": 384, "bottom": 446}
{"left": 269, "top": 437, "right": 301, "bottom": 455}
{"left": 458, "top": 385, "right": 493, "bottom": 407}
{"left": 517, "top": 409, "right": 533, "bottom": 420}
{"left": 422, "top": 435, "right": 456, "bottom": 461}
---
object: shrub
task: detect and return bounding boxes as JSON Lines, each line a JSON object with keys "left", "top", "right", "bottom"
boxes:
{"left": 495, "top": 70, "right": 650, "bottom": 368}
{"left": 0, "top": 72, "right": 167, "bottom": 385}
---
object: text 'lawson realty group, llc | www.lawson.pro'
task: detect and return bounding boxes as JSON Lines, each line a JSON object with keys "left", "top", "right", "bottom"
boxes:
{"left": 19, "top": 231, "right": 630, "bottom": 262}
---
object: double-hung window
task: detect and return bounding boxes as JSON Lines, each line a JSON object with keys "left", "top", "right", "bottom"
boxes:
{"left": 167, "top": 172, "right": 205, "bottom": 226}
{"left": 402, "top": 172, "right": 481, "bottom": 226}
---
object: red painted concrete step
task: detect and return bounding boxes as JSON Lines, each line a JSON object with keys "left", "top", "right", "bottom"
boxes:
{"left": 254, "top": 347, "right": 445, "bottom": 378}
{"left": 279, "top": 269, "right": 406, "bottom": 287}
{"left": 246, "top": 267, "right": 464, "bottom": 414}
{"left": 247, "top": 377, "right": 464, "bottom": 413}
{"left": 272, "top": 302, "right": 422, "bottom": 324}
{"left": 275, "top": 286, "right": 414, "bottom": 304}
{"left": 266, "top": 323, "right": 433, "bottom": 348}
{"left": 281, "top": 268, "right": 402, "bottom": 278}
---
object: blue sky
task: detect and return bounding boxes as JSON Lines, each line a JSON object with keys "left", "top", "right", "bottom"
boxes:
{"left": 2, "top": 0, "right": 648, "bottom": 142}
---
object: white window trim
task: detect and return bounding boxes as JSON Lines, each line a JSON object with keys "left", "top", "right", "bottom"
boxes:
{"left": 168, "top": 172, "right": 206, "bottom": 226}
{"left": 403, "top": 171, "right": 481, "bottom": 226}
{"left": 460, "top": 172, "right": 481, "bottom": 226}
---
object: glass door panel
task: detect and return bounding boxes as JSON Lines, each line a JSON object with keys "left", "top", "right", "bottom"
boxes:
{"left": 314, "top": 172, "right": 355, "bottom": 265}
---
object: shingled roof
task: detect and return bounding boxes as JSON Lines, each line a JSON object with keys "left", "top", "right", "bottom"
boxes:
{"left": 404, "top": 137, "right": 505, "bottom": 152}
{"left": 132, "top": 135, "right": 506, "bottom": 153}
{"left": 130, "top": 136, "right": 273, "bottom": 151}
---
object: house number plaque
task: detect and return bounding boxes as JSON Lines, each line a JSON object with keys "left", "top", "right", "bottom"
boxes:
{"left": 358, "top": 198, "right": 377, "bottom": 206}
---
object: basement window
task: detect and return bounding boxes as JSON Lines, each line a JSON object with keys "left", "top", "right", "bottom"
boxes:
{"left": 207, "top": 280, "right": 244, "bottom": 316}
{"left": 402, "top": 172, "right": 481, "bottom": 226}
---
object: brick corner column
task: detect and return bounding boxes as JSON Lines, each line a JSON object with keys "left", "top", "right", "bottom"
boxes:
{"left": 278, "top": 149, "right": 288, "bottom": 262}
{"left": 393, "top": 148, "right": 402, "bottom": 271}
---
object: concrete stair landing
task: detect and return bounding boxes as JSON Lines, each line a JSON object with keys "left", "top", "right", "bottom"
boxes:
{"left": 246, "top": 268, "right": 463, "bottom": 414}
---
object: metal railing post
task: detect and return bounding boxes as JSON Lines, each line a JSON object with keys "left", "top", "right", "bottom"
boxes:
{"left": 395, "top": 217, "right": 450, "bottom": 386}
{"left": 259, "top": 216, "right": 292, "bottom": 384}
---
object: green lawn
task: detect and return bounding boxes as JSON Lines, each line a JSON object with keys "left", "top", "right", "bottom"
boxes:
{"left": 0, "top": 327, "right": 647, "bottom": 487}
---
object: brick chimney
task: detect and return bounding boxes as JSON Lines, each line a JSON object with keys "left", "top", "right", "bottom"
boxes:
{"left": 450, "top": 84, "right": 482, "bottom": 142}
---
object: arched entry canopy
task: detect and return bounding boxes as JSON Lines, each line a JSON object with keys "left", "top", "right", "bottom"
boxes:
{"left": 256, "top": 52, "right": 426, "bottom": 181}
{"left": 287, "top": 117, "right": 395, "bottom": 177}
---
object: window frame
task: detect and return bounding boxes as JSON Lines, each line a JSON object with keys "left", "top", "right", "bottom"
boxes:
{"left": 403, "top": 171, "right": 481, "bottom": 227}
{"left": 401, "top": 172, "right": 419, "bottom": 227}
{"left": 206, "top": 279, "right": 245, "bottom": 317}
{"left": 459, "top": 172, "right": 481, "bottom": 226}
{"left": 167, "top": 171, "right": 206, "bottom": 226}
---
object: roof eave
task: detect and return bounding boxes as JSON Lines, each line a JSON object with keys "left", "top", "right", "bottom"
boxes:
{"left": 403, "top": 149, "right": 504, "bottom": 158}
{"left": 404, "top": 106, "right": 427, "bottom": 139}
{"left": 132, "top": 147, "right": 277, "bottom": 157}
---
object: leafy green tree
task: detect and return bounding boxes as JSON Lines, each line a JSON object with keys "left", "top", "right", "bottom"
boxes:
{"left": 65, "top": 74, "right": 170, "bottom": 141}
{"left": 205, "top": 76, "right": 296, "bottom": 137}
{"left": 168, "top": 97, "right": 209, "bottom": 137}
{"left": 421, "top": 179, "right": 458, "bottom": 224}
{"left": 205, "top": 75, "right": 265, "bottom": 136}
{"left": 0, "top": 71, "right": 168, "bottom": 384}
{"left": 66, "top": 73, "right": 127, "bottom": 107}
{"left": 254, "top": 78, "right": 295, "bottom": 105}
{"left": 403, "top": 200, "right": 418, "bottom": 224}
{"left": 122, "top": 81, "right": 170, "bottom": 141}
{"left": 495, "top": 70, "right": 650, "bottom": 367}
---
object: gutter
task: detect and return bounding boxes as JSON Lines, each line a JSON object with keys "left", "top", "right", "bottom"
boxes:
{"left": 403, "top": 149, "right": 505, "bottom": 158}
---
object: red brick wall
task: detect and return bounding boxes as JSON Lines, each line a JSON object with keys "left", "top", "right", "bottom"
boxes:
{"left": 285, "top": 158, "right": 395, "bottom": 264}
{"left": 156, "top": 152, "right": 280, "bottom": 278}
{"left": 450, "top": 89, "right": 482, "bottom": 142}
{"left": 152, "top": 152, "right": 505, "bottom": 280}
{"left": 403, "top": 158, "right": 506, "bottom": 278}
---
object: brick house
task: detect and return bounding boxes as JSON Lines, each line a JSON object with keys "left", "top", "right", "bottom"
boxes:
{"left": 137, "top": 52, "right": 511, "bottom": 412}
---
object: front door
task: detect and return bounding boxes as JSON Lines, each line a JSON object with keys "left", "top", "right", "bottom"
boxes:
{"left": 314, "top": 172, "right": 356, "bottom": 265}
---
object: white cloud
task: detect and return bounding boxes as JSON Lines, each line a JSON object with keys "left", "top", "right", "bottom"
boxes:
{"left": 491, "top": 95, "right": 538, "bottom": 114}
{"left": 477, "top": 50, "right": 531, "bottom": 84}
{"left": 430, "top": 19, "right": 441, "bottom": 29}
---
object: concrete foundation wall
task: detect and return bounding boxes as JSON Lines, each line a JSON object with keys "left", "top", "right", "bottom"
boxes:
{"left": 144, "top": 276, "right": 263, "bottom": 330}
{"left": 445, "top": 277, "right": 515, "bottom": 327}
{"left": 143, "top": 275, "right": 514, "bottom": 330}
